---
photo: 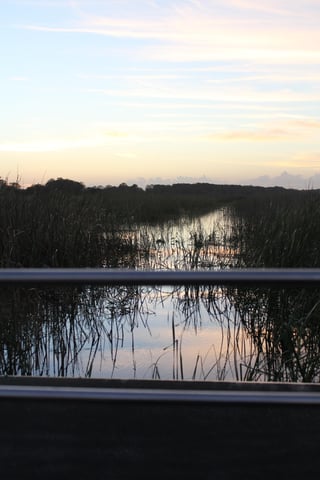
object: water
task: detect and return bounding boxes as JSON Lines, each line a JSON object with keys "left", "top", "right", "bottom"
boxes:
{"left": 2, "top": 208, "right": 320, "bottom": 382}
{"left": 135, "top": 207, "right": 237, "bottom": 271}
{"left": 78, "top": 284, "right": 250, "bottom": 381}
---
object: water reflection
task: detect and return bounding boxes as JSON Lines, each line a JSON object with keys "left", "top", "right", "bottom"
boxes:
{"left": 1, "top": 283, "right": 320, "bottom": 382}
{"left": 1, "top": 209, "right": 320, "bottom": 382}
{"left": 136, "top": 208, "right": 237, "bottom": 270}
{"left": 230, "top": 286, "right": 320, "bottom": 382}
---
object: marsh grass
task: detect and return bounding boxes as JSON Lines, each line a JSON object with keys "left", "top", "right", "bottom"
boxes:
{"left": 221, "top": 188, "right": 320, "bottom": 382}
{"left": 230, "top": 189, "right": 320, "bottom": 268}
{"left": 0, "top": 179, "right": 237, "bottom": 268}
{"left": 2, "top": 179, "right": 320, "bottom": 381}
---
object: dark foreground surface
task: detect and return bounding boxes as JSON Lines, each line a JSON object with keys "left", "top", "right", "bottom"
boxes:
{"left": 0, "top": 377, "right": 320, "bottom": 479}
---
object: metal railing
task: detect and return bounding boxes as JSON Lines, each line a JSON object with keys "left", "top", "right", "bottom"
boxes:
{"left": 1, "top": 267, "right": 320, "bottom": 286}
{"left": 1, "top": 383, "right": 320, "bottom": 404}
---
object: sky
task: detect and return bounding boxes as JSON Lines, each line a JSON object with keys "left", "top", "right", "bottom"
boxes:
{"left": 1, "top": 0, "right": 320, "bottom": 188}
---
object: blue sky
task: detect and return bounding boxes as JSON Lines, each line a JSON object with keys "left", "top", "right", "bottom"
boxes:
{"left": 1, "top": 0, "right": 320, "bottom": 187}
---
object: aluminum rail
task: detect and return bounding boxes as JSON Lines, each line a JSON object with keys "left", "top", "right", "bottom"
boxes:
{"left": 1, "top": 384, "right": 320, "bottom": 405}
{"left": 0, "top": 268, "right": 320, "bottom": 286}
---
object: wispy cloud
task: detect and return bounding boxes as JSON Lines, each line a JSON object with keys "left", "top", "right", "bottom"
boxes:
{"left": 146, "top": 46, "right": 320, "bottom": 65}
{"left": 116, "top": 152, "right": 137, "bottom": 159}
{"left": 228, "top": 0, "right": 301, "bottom": 17}
{"left": 104, "top": 130, "right": 128, "bottom": 138}
{"left": 79, "top": 73, "right": 185, "bottom": 81}
{"left": 207, "top": 129, "right": 292, "bottom": 142}
{"left": 0, "top": 136, "right": 108, "bottom": 152}
{"left": 22, "top": 22, "right": 175, "bottom": 40}
{"left": 203, "top": 118, "right": 320, "bottom": 142}
{"left": 289, "top": 119, "right": 320, "bottom": 129}
{"left": 23, "top": 23, "right": 320, "bottom": 65}
{"left": 292, "top": 152, "right": 320, "bottom": 167}
{"left": 87, "top": 87, "right": 320, "bottom": 103}
{"left": 230, "top": 0, "right": 320, "bottom": 20}
{"left": 118, "top": 102, "right": 294, "bottom": 112}
{"left": 12, "top": 0, "right": 70, "bottom": 6}
{"left": 20, "top": 1, "right": 320, "bottom": 65}
{"left": 207, "top": 74, "right": 320, "bottom": 84}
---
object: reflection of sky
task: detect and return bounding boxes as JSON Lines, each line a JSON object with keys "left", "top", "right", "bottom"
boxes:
{"left": 137, "top": 209, "right": 236, "bottom": 271}
{"left": 60, "top": 211, "right": 249, "bottom": 381}
{"left": 79, "top": 284, "right": 251, "bottom": 381}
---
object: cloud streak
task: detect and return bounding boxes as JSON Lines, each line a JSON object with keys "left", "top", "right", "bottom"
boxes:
{"left": 204, "top": 118, "right": 320, "bottom": 142}
{"left": 87, "top": 87, "right": 320, "bottom": 103}
{"left": 206, "top": 129, "right": 292, "bottom": 142}
{"left": 0, "top": 136, "right": 110, "bottom": 152}
{"left": 20, "top": 1, "right": 320, "bottom": 65}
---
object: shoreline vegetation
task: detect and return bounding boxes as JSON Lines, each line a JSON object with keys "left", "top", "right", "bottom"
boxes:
{"left": 2, "top": 176, "right": 320, "bottom": 382}
{"left": 1, "top": 175, "right": 318, "bottom": 268}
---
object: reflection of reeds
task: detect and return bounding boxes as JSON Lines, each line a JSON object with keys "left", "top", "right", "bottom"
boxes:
{"left": 0, "top": 285, "right": 150, "bottom": 378}
{"left": 226, "top": 286, "right": 320, "bottom": 382}
{"left": 134, "top": 212, "right": 237, "bottom": 272}
{"left": 2, "top": 281, "right": 320, "bottom": 382}
{"left": 3, "top": 193, "right": 320, "bottom": 382}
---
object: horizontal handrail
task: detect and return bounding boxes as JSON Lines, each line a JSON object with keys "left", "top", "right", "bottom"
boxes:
{"left": 0, "top": 268, "right": 320, "bottom": 286}
{"left": 1, "top": 384, "right": 320, "bottom": 404}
